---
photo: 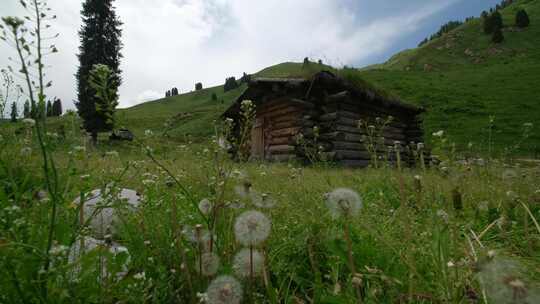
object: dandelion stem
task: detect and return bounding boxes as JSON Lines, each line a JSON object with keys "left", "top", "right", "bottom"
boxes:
{"left": 520, "top": 201, "right": 540, "bottom": 235}
{"left": 343, "top": 221, "right": 362, "bottom": 303}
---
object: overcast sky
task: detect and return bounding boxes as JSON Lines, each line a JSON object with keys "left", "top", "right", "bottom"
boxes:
{"left": 0, "top": 0, "right": 500, "bottom": 112}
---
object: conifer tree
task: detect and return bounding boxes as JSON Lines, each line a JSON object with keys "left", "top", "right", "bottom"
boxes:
{"left": 76, "top": 0, "right": 122, "bottom": 144}
{"left": 492, "top": 26, "right": 504, "bottom": 43}
{"left": 52, "top": 98, "right": 62, "bottom": 116}
{"left": 516, "top": 9, "right": 530, "bottom": 28}
{"left": 10, "top": 102, "right": 17, "bottom": 122}
{"left": 46, "top": 100, "right": 53, "bottom": 117}
{"left": 23, "top": 100, "right": 30, "bottom": 118}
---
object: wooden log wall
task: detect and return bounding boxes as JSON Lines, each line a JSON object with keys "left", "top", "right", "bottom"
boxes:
{"left": 255, "top": 99, "right": 313, "bottom": 162}
{"left": 317, "top": 90, "right": 423, "bottom": 167}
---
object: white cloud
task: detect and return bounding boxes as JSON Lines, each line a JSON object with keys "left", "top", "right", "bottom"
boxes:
{"left": 135, "top": 90, "right": 162, "bottom": 105}
{"left": 0, "top": 0, "right": 459, "bottom": 112}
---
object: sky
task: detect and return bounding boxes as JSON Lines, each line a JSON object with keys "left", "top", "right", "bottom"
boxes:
{"left": 0, "top": 0, "right": 501, "bottom": 113}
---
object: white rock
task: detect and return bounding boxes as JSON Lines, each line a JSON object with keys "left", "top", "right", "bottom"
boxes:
{"left": 74, "top": 188, "right": 141, "bottom": 239}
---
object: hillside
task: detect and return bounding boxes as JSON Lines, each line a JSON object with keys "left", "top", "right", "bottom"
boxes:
{"left": 360, "top": 0, "right": 540, "bottom": 154}
{"left": 119, "top": 0, "right": 539, "bottom": 155}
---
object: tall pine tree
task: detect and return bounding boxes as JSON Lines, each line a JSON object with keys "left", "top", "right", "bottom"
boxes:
{"left": 52, "top": 98, "right": 62, "bottom": 116}
{"left": 23, "top": 100, "right": 30, "bottom": 118}
{"left": 76, "top": 0, "right": 122, "bottom": 143}
{"left": 46, "top": 100, "right": 53, "bottom": 117}
{"left": 10, "top": 102, "right": 17, "bottom": 122}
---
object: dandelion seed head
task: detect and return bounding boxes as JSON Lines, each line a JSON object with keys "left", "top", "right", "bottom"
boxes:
{"left": 206, "top": 275, "right": 243, "bottom": 304}
{"left": 197, "top": 252, "right": 220, "bottom": 276}
{"left": 20, "top": 147, "right": 32, "bottom": 156}
{"left": 502, "top": 169, "right": 517, "bottom": 180}
{"left": 22, "top": 118, "right": 35, "bottom": 127}
{"left": 250, "top": 192, "right": 276, "bottom": 209}
{"left": 234, "top": 181, "right": 252, "bottom": 198}
{"left": 436, "top": 209, "right": 449, "bottom": 223}
{"left": 324, "top": 188, "right": 362, "bottom": 219}
{"left": 234, "top": 210, "right": 271, "bottom": 246}
{"left": 199, "top": 198, "right": 213, "bottom": 215}
{"left": 233, "top": 248, "right": 264, "bottom": 278}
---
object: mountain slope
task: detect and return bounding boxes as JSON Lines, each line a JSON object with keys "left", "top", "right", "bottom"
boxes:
{"left": 119, "top": 0, "right": 539, "bottom": 155}
{"left": 360, "top": 0, "right": 540, "bottom": 154}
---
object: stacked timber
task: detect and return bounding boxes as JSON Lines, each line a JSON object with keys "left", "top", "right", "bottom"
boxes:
{"left": 255, "top": 98, "right": 316, "bottom": 162}
{"left": 317, "top": 90, "right": 421, "bottom": 167}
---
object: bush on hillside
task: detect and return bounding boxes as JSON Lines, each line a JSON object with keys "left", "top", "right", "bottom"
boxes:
{"left": 516, "top": 9, "right": 530, "bottom": 28}
{"left": 224, "top": 77, "right": 238, "bottom": 92}
{"left": 492, "top": 27, "right": 504, "bottom": 43}
{"left": 195, "top": 82, "right": 203, "bottom": 91}
{"left": 211, "top": 93, "right": 217, "bottom": 101}
{"left": 484, "top": 11, "right": 503, "bottom": 34}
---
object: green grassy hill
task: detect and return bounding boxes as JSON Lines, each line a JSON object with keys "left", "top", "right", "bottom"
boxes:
{"left": 359, "top": 0, "right": 540, "bottom": 155}
{"left": 118, "top": 0, "right": 539, "bottom": 155}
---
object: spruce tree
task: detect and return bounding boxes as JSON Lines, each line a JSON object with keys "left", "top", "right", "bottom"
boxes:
{"left": 76, "top": 0, "right": 122, "bottom": 144}
{"left": 492, "top": 27, "right": 504, "bottom": 43}
{"left": 492, "top": 11, "right": 503, "bottom": 30}
{"left": 52, "top": 98, "right": 62, "bottom": 116}
{"left": 23, "top": 100, "right": 30, "bottom": 118}
{"left": 46, "top": 100, "right": 53, "bottom": 117}
{"left": 516, "top": 9, "right": 530, "bottom": 28}
{"left": 10, "top": 102, "right": 17, "bottom": 122}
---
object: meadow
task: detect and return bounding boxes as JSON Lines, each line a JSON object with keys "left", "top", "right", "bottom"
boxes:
{"left": 1, "top": 118, "right": 539, "bottom": 303}
{"left": 1, "top": 0, "right": 540, "bottom": 302}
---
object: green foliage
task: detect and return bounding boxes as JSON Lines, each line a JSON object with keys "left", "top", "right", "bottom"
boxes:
{"left": 419, "top": 20, "right": 463, "bottom": 47}
{"left": 23, "top": 100, "right": 30, "bottom": 118}
{"left": 76, "top": 0, "right": 122, "bottom": 139}
{"left": 492, "top": 26, "right": 505, "bottom": 43}
{"left": 88, "top": 64, "right": 119, "bottom": 132}
{"left": 46, "top": 100, "right": 52, "bottom": 117}
{"left": 516, "top": 9, "right": 530, "bottom": 27}
{"left": 223, "top": 77, "right": 238, "bottom": 92}
{"left": 52, "top": 98, "right": 62, "bottom": 117}
{"left": 484, "top": 11, "right": 504, "bottom": 34}
{"left": 211, "top": 92, "right": 217, "bottom": 101}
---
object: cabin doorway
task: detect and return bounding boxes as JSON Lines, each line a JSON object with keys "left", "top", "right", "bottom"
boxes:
{"left": 251, "top": 116, "right": 267, "bottom": 159}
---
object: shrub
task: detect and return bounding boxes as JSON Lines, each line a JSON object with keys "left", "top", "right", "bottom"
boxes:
{"left": 195, "top": 82, "right": 203, "bottom": 91}
{"left": 516, "top": 9, "right": 530, "bottom": 28}
{"left": 484, "top": 11, "right": 503, "bottom": 34}
{"left": 224, "top": 77, "right": 238, "bottom": 92}
{"left": 492, "top": 27, "right": 504, "bottom": 43}
{"left": 211, "top": 92, "right": 217, "bottom": 101}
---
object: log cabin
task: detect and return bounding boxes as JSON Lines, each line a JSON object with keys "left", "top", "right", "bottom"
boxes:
{"left": 222, "top": 71, "right": 427, "bottom": 168}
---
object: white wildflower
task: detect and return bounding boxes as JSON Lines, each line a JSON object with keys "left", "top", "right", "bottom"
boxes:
{"left": 105, "top": 151, "right": 119, "bottom": 157}
{"left": 324, "top": 188, "right": 363, "bottom": 219}
{"left": 432, "top": 130, "right": 444, "bottom": 137}
{"left": 133, "top": 272, "right": 146, "bottom": 280}
{"left": 144, "top": 129, "right": 153, "bottom": 137}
